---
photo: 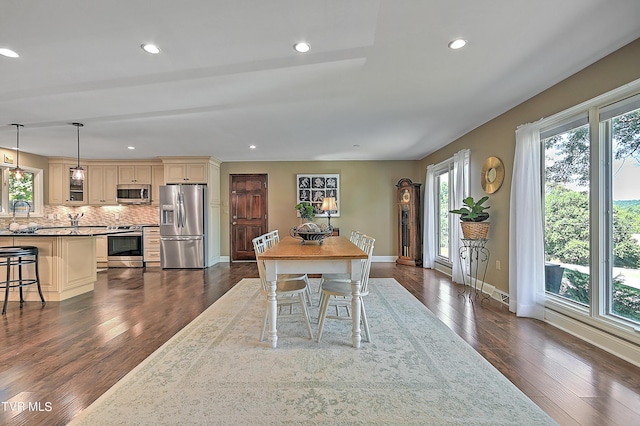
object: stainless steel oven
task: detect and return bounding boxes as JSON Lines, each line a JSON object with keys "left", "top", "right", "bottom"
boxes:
{"left": 107, "top": 226, "right": 144, "bottom": 267}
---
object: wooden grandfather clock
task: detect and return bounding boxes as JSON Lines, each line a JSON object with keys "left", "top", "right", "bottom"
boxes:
{"left": 396, "top": 178, "right": 422, "bottom": 267}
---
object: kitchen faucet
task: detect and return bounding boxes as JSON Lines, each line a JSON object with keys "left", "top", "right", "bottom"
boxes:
{"left": 12, "top": 200, "right": 31, "bottom": 221}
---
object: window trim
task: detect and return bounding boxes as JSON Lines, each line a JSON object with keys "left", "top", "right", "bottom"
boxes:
{"left": 540, "top": 77, "right": 640, "bottom": 347}
{"left": 433, "top": 159, "right": 454, "bottom": 266}
{"left": 0, "top": 164, "right": 44, "bottom": 218}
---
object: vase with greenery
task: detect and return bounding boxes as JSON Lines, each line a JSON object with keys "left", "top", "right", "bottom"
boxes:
{"left": 295, "top": 202, "right": 315, "bottom": 222}
{"left": 450, "top": 196, "right": 490, "bottom": 239}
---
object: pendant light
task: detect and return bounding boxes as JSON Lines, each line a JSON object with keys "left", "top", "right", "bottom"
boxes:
{"left": 70, "top": 122, "right": 85, "bottom": 181}
{"left": 11, "top": 123, "right": 24, "bottom": 180}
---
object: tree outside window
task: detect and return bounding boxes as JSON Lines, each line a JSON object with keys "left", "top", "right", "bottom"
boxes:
{"left": 9, "top": 171, "right": 34, "bottom": 213}
{"left": 544, "top": 108, "right": 640, "bottom": 324}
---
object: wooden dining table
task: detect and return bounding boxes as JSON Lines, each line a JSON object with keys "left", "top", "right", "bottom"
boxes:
{"left": 259, "top": 235, "right": 368, "bottom": 348}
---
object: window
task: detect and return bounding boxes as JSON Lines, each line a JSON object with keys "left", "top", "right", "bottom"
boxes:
{"left": 432, "top": 155, "right": 468, "bottom": 264}
{"left": 542, "top": 90, "right": 640, "bottom": 330}
{"left": 601, "top": 95, "right": 640, "bottom": 324}
{"left": 425, "top": 149, "right": 469, "bottom": 273}
{"left": 543, "top": 117, "right": 591, "bottom": 308}
{"left": 0, "top": 165, "right": 43, "bottom": 218}
{"left": 436, "top": 166, "right": 451, "bottom": 259}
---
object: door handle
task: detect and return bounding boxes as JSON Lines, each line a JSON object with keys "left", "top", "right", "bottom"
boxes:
{"left": 232, "top": 222, "right": 237, "bottom": 225}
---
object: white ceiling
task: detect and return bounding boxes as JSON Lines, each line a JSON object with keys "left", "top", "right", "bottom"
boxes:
{"left": 1, "top": 1, "right": 639, "bottom": 162}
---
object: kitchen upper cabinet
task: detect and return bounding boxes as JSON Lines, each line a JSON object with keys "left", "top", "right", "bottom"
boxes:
{"left": 49, "top": 162, "right": 88, "bottom": 205}
{"left": 151, "top": 165, "right": 164, "bottom": 205}
{"left": 164, "top": 163, "right": 207, "bottom": 184}
{"left": 48, "top": 163, "right": 66, "bottom": 205}
{"left": 88, "top": 165, "right": 118, "bottom": 205}
{"left": 118, "top": 165, "right": 152, "bottom": 184}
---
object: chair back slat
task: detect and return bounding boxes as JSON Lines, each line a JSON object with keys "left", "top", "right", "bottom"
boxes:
{"left": 349, "top": 230, "right": 365, "bottom": 248}
{"left": 264, "top": 230, "right": 279, "bottom": 249}
{"left": 358, "top": 235, "right": 375, "bottom": 294}
{"left": 252, "top": 235, "right": 269, "bottom": 292}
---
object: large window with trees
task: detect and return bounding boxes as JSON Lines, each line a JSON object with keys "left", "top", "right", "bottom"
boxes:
{"left": 543, "top": 119, "right": 591, "bottom": 307}
{"left": 542, "top": 92, "right": 640, "bottom": 329}
{"left": 602, "top": 96, "right": 640, "bottom": 324}
{"left": 0, "top": 165, "right": 43, "bottom": 218}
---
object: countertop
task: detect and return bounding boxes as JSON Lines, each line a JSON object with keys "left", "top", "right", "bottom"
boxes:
{"left": 0, "top": 226, "right": 146, "bottom": 237}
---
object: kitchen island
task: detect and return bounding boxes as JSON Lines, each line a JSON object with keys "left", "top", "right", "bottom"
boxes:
{"left": 0, "top": 227, "right": 133, "bottom": 302}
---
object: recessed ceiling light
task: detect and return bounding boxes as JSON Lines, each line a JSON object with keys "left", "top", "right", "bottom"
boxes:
{"left": 0, "top": 48, "right": 19, "bottom": 58}
{"left": 127, "top": 146, "right": 135, "bottom": 150}
{"left": 249, "top": 145, "right": 257, "bottom": 149}
{"left": 141, "top": 43, "right": 161, "bottom": 54}
{"left": 448, "top": 39, "right": 467, "bottom": 50}
{"left": 293, "top": 42, "right": 310, "bottom": 53}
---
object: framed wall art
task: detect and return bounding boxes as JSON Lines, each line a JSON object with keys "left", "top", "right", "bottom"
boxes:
{"left": 296, "top": 173, "right": 340, "bottom": 217}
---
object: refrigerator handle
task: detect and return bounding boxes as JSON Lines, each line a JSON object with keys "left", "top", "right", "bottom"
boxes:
{"left": 178, "top": 191, "right": 186, "bottom": 228}
{"left": 175, "top": 191, "right": 182, "bottom": 228}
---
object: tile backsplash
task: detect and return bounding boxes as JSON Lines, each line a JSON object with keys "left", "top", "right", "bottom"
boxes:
{"left": 3, "top": 205, "right": 159, "bottom": 228}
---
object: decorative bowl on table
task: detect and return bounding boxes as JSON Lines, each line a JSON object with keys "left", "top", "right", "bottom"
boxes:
{"left": 289, "top": 222, "right": 333, "bottom": 244}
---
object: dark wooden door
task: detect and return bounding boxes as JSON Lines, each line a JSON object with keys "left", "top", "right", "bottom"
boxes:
{"left": 230, "top": 174, "right": 268, "bottom": 261}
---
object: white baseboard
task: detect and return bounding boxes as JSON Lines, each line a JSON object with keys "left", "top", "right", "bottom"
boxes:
{"left": 373, "top": 256, "right": 397, "bottom": 262}
{"left": 545, "top": 309, "right": 640, "bottom": 368}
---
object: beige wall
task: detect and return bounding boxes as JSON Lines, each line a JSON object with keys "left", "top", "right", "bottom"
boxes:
{"left": 220, "top": 161, "right": 422, "bottom": 257}
{"left": 0, "top": 148, "right": 49, "bottom": 176}
{"left": 418, "top": 37, "right": 640, "bottom": 294}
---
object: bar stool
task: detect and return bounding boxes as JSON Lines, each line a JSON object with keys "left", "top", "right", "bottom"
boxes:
{"left": 0, "top": 246, "right": 45, "bottom": 315}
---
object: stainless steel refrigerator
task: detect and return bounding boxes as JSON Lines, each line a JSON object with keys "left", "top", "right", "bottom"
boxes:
{"left": 159, "top": 184, "right": 207, "bottom": 268}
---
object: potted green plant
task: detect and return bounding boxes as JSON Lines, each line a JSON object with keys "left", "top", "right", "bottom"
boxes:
{"left": 449, "top": 196, "right": 490, "bottom": 239}
{"left": 295, "top": 202, "right": 315, "bottom": 222}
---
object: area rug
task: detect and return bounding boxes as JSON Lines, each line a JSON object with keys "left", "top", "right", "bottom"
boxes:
{"left": 70, "top": 278, "right": 556, "bottom": 425}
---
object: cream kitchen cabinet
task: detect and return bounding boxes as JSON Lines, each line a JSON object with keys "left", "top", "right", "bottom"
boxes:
{"left": 118, "top": 165, "right": 152, "bottom": 184}
{"left": 143, "top": 226, "right": 161, "bottom": 267}
{"left": 49, "top": 162, "right": 89, "bottom": 205}
{"left": 88, "top": 165, "right": 118, "bottom": 205}
{"left": 1, "top": 235, "right": 96, "bottom": 302}
{"left": 95, "top": 235, "right": 108, "bottom": 268}
{"left": 164, "top": 163, "right": 207, "bottom": 183}
{"left": 151, "top": 165, "right": 164, "bottom": 205}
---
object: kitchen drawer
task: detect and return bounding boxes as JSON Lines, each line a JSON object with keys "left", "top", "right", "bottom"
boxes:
{"left": 144, "top": 226, "right": 160, "bottom": 236}
{"left": 144, "top": 250, "right": 161, "bottom": 261}
{"left": 144, "top": 236, "right": 161, "bottom": 247}
{"left": 143, "top": 226, "right": 161, "bottom": 266}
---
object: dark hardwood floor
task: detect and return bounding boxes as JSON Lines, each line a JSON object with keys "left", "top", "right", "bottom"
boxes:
{"left": 1, "top": 262, "right": 639, "bottom": 425}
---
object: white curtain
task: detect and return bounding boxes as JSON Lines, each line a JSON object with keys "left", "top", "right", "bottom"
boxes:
{"left": 450, "top": 149, "right": 469, "bottom": 284}
{"left": 422, "top": 164, "right": 436, "bottom": 268}
{"left": 509, "top": 121, "right": 545, "bottom": 319}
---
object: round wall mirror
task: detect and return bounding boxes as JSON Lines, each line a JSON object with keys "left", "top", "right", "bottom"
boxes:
{"left": 481, "top": 156, "right": 504, "bottom": 194}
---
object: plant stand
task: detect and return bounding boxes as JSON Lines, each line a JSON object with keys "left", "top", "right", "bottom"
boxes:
{"left": 458, "top": 238, "right": 491, "bottom": 302}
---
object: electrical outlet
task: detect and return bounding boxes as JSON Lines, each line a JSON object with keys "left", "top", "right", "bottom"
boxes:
{"left": 115, "top": 213, "right": 120, "bottom": 221}
{"left": 496, "top": 260, "right": 501, "bottom": 270}
{"left": 47, "top": 214, "right": 54, "bottom": 220}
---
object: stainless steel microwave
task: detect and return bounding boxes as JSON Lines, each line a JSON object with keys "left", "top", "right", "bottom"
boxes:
{"left": 116, "top": 184, "right": 151, "bottom": 204}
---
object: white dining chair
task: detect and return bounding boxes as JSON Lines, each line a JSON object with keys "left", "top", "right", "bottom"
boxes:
{"left": 253, "top": 235, "right": 314, "bottom": 341}
{"left": 316, "top": 230, "right": 365, "bottom": 293}
{"left": 316, "top": 235, "right": 375, "bottom": 343}
{"left": 260, "top": 230, "right": 312, "bottom": 305}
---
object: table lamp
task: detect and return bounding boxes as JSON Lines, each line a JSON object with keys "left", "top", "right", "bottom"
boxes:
{"left": 320, "top": 197, "right": 337, "bottom": 227}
